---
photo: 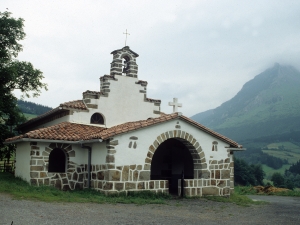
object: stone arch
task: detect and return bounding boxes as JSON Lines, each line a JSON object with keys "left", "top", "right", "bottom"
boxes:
{"left": 145, "top": 130, "right": 207, "bottom": 181}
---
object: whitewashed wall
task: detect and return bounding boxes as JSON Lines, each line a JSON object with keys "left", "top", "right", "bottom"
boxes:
{"left": 113, "top": 119, "right": 230, "bottom": 166}
{"left": 15, "top": 142, "right": 31, "bottom": 182}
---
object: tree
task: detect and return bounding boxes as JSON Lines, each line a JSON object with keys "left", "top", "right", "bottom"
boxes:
{"left": 271, "top": 172, "right": 285, "bottom": 187}
{"left": 0, "top": 11, "right": 47, "bottom": 161}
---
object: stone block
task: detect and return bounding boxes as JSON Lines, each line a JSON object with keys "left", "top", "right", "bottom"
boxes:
{"left": 149, "top": 181, "right": 154, "bottom": 189}
{"left": 145, "top": 157, "right": 152, "bottom": 164}
{"left": 62, "top": 184, "right": 71, "bottom": 191}
{"left": 98, "top": 181, "right": 103, "bottom": 189}
{"left": 147, "top": 151, "right": 153, "bottom": 158}
{"left": 30, "top": 160, "right": 36, "bottom": 165}
{"left": 40, "top": 172, "right": 47, "bottom": 178}
{"left": 225, "top": 158, "right": 230, "bottom": 163}
{"left": 44, "top": 178, "right": 50, "bottom": 185}
{"left": 149, "top": 145, "right": 156, "bottom": 153}
{"left": 155, "top": 181, "right": 160, "bottom": 189}
{"left": 78, "top": 174, "right": 83, "bottom": 182}
{"left": 221, "top": 170, "right": 230, "bottom": 179}
{"left": 211, "top": 179, "right": 216, "bottom": 186}
{"left": 92, "top": 172, "right": 96, "bottom": 179}
{"left": 28, "top": 179, "right": 36, "bottom": 186}
{"left": 125, "top": 182, "right": 136, "bottom": 190}
{"left": 160, "top": 181, "right": 164, "bottom": 188}
{"left": 217, "top": 180, "right": 226, "bottom": 187}
{"left": 30, "top": 172, "right": 39, "bottom": 178}
{"left": 157, "top": 136, "right": 162, "bottom": 143}
{"left": 153, "top": 140, "right": 159, "bottom": 148}
{"left": 133, "top": 170, "right": 139, "bottom": 181}
{"left": 97, "top": 171, "right": 104, "bottom": 180}
{"left": 199, "top": 152, "right": 205, "bottom": 158}
{"left": 55, "top": 180, "right": 62, "bottom": 189}
{"left": 137, "top": 165, "right": 142, "bottom": 170}
{"left": 202, "top": 187, "right": 219, "bottom": 196}
{"left": 75, "top": 183, "right": 83, "bottom": 190}
{"left": 223, "top": 187, "right": 230, "bottom": 195}
{"left": 184, "top": 188, "right": 191, "bottom": 196}
{"left": 106, "top": 155, "right": 115, "bottom": 163}
{"left": 215, "top": 170, "right": 220, "bottom": 179}
{"left": 144, "top": 164, "right": 151, "bottom": 170}
{"left": 109, "top": 140, "right": 119, "bottom": 146}
{"left": 199, "top": 170, "right": 210, "bottom": 179}
{"left": 103, "top": 182, "right": 113, "bottom": 190}
{"left": 130, "top": 165, "right": 136, "bottom": 170}
{"left": 139, "top": 171, "right": 150, "bottom": 181}
{"left": 197, "top": 179, "right": 203, "bottom": 187}
{"left": 138, "top": 182, "right": 145, "bottom": 189}
{"left": 107, "top": 164, "right": 115, "bottom": 169}
{"left": 110, "top": 170, "right": 121, "bottom": 181}
{"left": 30, "top": 166, "right": 44, "bottom": 171}
{"left": 115, "top": 182, "right": 124, "bottom": 191}
{"left": 122, "top": 166, "right": 129, "bottom": 181}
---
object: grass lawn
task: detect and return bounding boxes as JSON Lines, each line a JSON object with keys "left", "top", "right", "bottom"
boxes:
{"left": 0, "top": 173, "right": 260, "bottom": 206}
{"left": 262, "top": 164, "right": 291, "bottom": 179}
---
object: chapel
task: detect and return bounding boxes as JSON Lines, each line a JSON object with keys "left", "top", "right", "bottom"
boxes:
{"left": 5, "top": 46, "right": 244, "bottom": 197}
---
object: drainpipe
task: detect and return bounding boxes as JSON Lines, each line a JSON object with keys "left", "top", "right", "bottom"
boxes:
{"left": 81, "top": 144, "right": 92, "bottom": 189}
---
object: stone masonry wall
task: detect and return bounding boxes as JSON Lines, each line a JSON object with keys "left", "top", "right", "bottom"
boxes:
{"left": 29, "top": 142, "right": 85, "bottom": 190}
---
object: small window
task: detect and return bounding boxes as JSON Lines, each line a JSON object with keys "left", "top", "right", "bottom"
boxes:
{"left": 212, "top": 141, "right": 218, "bottom": 151}
{"left": 48, "top": 148, "right": 66, "bottom": 172}
{"left": 90, "top": 113, "right": 104, "bottom": 125}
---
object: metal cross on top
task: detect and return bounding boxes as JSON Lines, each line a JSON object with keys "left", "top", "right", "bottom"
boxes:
{"left": 123, "top": 29, "right": 130, "bottom": 46}
{"left": 169, "top": 98, "right": 182, "bottom": 113}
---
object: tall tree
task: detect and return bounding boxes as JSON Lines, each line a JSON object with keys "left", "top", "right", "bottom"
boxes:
{"left": 0, "top": 11, "right": 47, "bottom": 161}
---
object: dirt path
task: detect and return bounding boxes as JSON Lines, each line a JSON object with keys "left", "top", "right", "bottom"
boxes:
{"left": 0, "top": 193, "right": 299, "bottom": 225}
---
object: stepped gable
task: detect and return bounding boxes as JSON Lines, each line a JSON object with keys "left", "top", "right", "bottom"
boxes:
{"left": 7, "top": 113, "right": 240, "bottom": 147}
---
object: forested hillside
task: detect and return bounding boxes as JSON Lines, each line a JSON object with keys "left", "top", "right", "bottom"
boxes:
{"left": 17, "top": 100, "right": 52, "bottom": 116}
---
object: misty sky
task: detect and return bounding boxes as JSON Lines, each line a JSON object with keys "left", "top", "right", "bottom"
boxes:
{"left": 2, "top": 0, "right": 300, "bottom": 116}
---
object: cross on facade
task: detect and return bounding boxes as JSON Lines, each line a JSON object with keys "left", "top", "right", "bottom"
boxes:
{"left": 168, "top": 98, "right": 182, "bottom": 113}
{"left": 123, "top": 29, "right": 130, "bottom": 46}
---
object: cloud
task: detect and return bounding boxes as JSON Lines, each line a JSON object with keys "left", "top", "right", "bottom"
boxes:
{"left": 2, "top": 0, "right": 300, "bottom": 117}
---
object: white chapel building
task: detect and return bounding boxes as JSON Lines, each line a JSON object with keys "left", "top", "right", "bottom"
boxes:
{"left": 6, "top": 46, "right": 244, "bottom": 196}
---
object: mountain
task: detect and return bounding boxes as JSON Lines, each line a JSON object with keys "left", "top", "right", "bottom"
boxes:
{"left": 191, "top": 63, "right": 300, "bottom": 142}
{"left": 17, "top": 100, "right": 53, "bottom": 116}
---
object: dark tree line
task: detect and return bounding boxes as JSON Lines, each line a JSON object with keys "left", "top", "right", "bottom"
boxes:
{"left": 17, "top": 99, "right": 52, "bottom": 116}
{"left": 270, "top": 161, "right": 300, "bottom": 189}
{"left": 234, "top": 157, "right": 265, "bottom": 186}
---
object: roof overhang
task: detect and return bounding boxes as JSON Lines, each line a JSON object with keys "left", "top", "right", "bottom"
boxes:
{"left": 4, "top": 138, "right": 103, "bottom": 145}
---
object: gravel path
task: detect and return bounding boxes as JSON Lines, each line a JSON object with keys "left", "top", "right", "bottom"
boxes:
{"left": 0, "top": 193, "right": 299, "bottom": 225}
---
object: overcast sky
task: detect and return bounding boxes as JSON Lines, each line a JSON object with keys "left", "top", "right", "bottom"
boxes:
{"left": 2, "top": 0, "right": 300, "bottom": 116}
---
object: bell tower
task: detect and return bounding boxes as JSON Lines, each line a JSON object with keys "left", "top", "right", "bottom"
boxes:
{"left": 110, "top": 46, "right": 139, "bottom": 77}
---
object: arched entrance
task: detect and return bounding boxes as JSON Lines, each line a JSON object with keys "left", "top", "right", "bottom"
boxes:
{"left": 150, "top": 138, "right": 194, "bottom": 195}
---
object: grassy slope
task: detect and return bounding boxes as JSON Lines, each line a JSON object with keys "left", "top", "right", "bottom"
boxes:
{"left": 22, "top": 113, "right": 37, "bottom": 120}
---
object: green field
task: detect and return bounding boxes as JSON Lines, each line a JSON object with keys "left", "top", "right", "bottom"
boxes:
{"left": 262, "top": 141, "right": 300, "bottom": 164}
{"left": 23, "top": 113, "right": 37, "bottom": 120}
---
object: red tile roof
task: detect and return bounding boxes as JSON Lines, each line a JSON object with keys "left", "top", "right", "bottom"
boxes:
{"left": 60, "top": 100, "right": 87, "bottom": 110}
{"left": 6, "top": 113, "right": 240, "bottom": 148}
